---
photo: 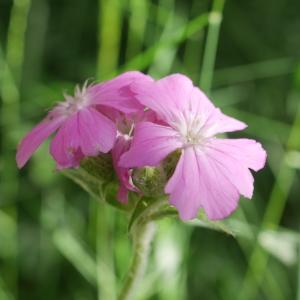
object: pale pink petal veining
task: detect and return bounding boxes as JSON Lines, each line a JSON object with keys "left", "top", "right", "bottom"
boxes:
{"left": 49, "top": 115, "right": 83, "bottom": 169}
{"left": 188, "top": 88, "right": 247, "bottom": 136}
{"left": 165, "top": 147, "right": 201, "bottom": 220}
{"left": 194, "top": 149, "right": 241, "bottom": 220}
{"left": 207, "top": 138, "right": 267, "bottom": 171}
{"left": 78, "top": 107, "right": 116, "bottom": 155}
{"left": 166, "top": 147, "right": 240, "bottom": 221}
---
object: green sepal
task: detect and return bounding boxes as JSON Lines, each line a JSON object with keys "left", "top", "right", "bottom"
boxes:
{"left": 80, "top": 154, "right": 113, "bottom": 181}
{"left": 132, "top": 167, "right": 166, "bottom": 197}
{"left": 128, "top": 197, "right": 167, "bottom": 232}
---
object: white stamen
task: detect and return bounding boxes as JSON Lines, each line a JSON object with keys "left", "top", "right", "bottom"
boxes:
{"left": 57, "top": 81, "right": 91, "bottom": 115}
{"left": 173, "top": 110, "right": 208, "bottom": 146}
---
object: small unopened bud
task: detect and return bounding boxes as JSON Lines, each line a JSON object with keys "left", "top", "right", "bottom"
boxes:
{"left": 80, "top": 153, "right": 114, "bottom": 182}
{"left": 132, "top": 150, "right": 181, "bottom": 197}
{"left": 132, "top": 166, "right": 166, "bottom": 197}
{"left": 162, "top": 149, "right": 181, "bottom": 179}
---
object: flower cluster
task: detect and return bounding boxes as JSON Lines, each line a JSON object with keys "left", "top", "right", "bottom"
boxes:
{"left": 17, "top": 72, "right": 267, "bottom": 221}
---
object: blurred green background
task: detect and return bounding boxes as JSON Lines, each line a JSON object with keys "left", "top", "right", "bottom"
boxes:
{"left": 1, "top": 0, "right": 300, "bottom": 299}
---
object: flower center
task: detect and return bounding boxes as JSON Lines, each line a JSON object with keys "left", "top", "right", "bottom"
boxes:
{"left": 57, "top": 82, "right": 91, "bottom": 115}
{"left": 116, "top": 117, "right": 135, "bottom": 137}
{"left": 173, "top": 111, "right": 207, "bottom": 146}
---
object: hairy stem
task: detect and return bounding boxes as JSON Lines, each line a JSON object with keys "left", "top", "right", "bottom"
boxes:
{"left": 118, "top": 221, "right": 156, "bottom": 300}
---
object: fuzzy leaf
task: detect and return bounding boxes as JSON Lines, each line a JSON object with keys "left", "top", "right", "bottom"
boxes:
{"left": 62, "top": 168, "right": 102, "bottom": 199}
{"left": 62, "top": 168, "right": 130, "bottom": 212}
{"left": 187, "top": 211, "right": 236, "bottom": 236}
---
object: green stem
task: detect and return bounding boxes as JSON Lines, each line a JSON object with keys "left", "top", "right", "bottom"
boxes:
{"left": 118, "top": 221, "right": 156, "bottom": 300}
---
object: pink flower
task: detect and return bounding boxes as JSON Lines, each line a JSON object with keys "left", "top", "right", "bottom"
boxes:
{"left": 120, "top": 74, "right": 267, "bottom": 221}
{"left": 112, "top": 135, "right": 137, "bottom": 203}
{"left": 111, "top": 109, "right": 158, "bottom": 203}
{"left": 16, "top": 71, "right": 149, "bottom": 169}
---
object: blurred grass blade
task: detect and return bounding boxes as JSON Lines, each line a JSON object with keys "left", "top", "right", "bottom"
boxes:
{"left": 214, "top": 58, "right": 294, "bottom": 87}
{"left": 199, "top": 0, "right": 225, "bottom": 94}
{"left": 52, "top": 227, "right": 97, "bottom": 285}
{"left": 118, "top": 13, "right": 209, "bottom": 73}
{"left": 298, "top": 234, "right": 300, "bottom": 300}
{"left": 1, "top": 0, "right": 31, "bottom": 202}
{"left": 258, "top": 229, "right": 298, "bottom": 266}
{"left": 148, "top": 0, "right": 180, "bottom": 77}
{"left": 0, "top": 210, "right": 17, "bottom": 259}
{"left": 125, "top": 0, "right": 149, "bottom": 60}
{"left": 224, "top": 107, "right": 291, "bottom": 144}
{"left": 285, "top": 151, "right": 300, "bottom": 169}
{"left": 6, "top": 0, "right": 31, "bottom": 83}
{"left": 0, "top": 276, "right": 13, "bottom": 300}
{"left": 182, "top": 0, "right": 204, "bottom": 79}
{"left": 1, "top": 1, "right": 31, "bottom": 298}
{"left": 96, "top": 203, "right": 117, "bottom": 300}
{"left": 239, "top": 99, "right": 300, "bottom": 300}
{"left": 97, "top": 0, "right": 122, "bottom": 80}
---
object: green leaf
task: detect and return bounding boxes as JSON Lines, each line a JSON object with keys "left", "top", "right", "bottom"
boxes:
{"left": 190, "top": 214, "right": 300, "bottom": 265}
{"left": 188, "top": 211, "right": 236, "bottom": 236}
{"left": 62, "top": 168, "right": 131, "bottom": 212}
{"left": 62, "top": 168, "right": 103, "bottom": 199}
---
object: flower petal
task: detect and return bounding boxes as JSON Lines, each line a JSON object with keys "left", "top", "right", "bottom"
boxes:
{"left": 78, "top": 107, "right": 116, "bottom": 155}
{"left": 50, "top": 108, "right": 116, "bottom": 168}
{"left": 165, "top": 148, "right": 201, "bottom": 220}
{"left": 16, "top": 114, "right": 65, "bottom": 168}
{"left": 189, "top": 88, "right": 247, "bottom": 136}
{"left": 50, "top": 115, "right": 83, "bottom": 169}
{"left": 193, "top": 150, "right": 241, "bottom": 220}
{"left": 203, "top": 140, "right": 255, "bottom": 199}
{"left": 112, "top": 135, "right": 137, "bottom": 203}
{"left": 117, "top": 185, "right": 131, "bottom": 204}
{"left": 207, "top": 138, "right": 267, "bottom": 172}
{"left": 131, "top": 74, "right": 194, "bottom": 123}
{"left": 119, "top": 122, "right": 182, "bottom": 168}
{"left": 203, "top": 109, "right": 247, "bottom": 137}
{"left": 165, "top": 147, "right": 241, "bottom": 221}
{"left": 89, "top": 71, "right": 152, "bottom": 113}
